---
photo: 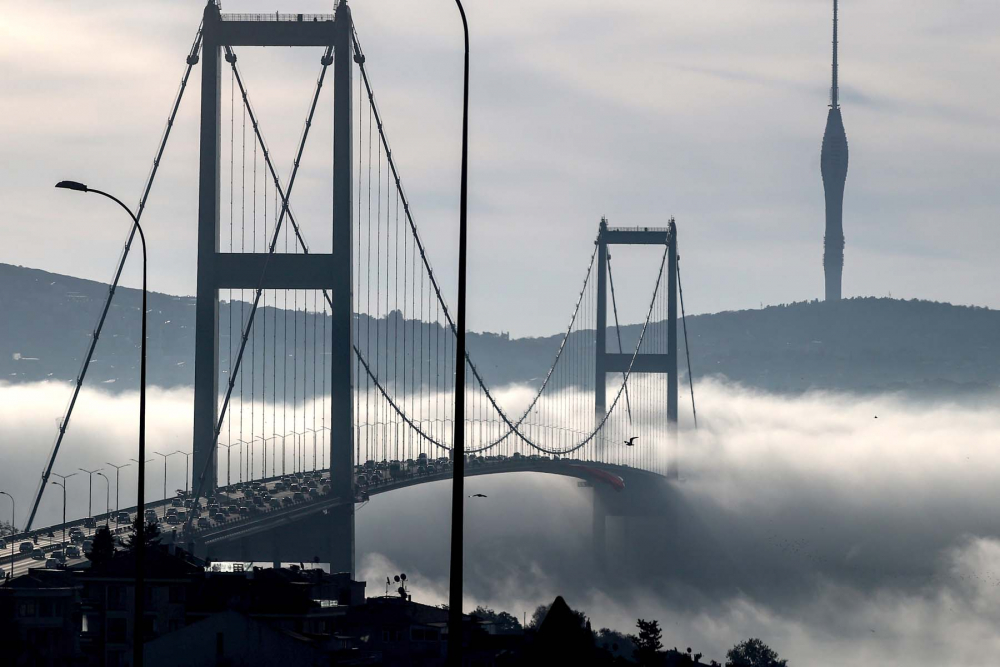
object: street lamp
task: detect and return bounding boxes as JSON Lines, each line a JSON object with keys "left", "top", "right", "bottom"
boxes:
{"left": 233, "top": 440, "right": 250, "bottom": 485}
{"left": 252, "top": 436, "right": 267, "bottom": 481}
{"left": 96, "top": 473, "right": 110, "bottom": 526}
{"left": 78, "top": 467, "right": 104, "bottom": 521}
{"left": 218, "top": 443, "right": 235, "bottom": 490}
{"left": 153, "top": 452, "right": 179, "bottom": 505}
{"left": 301, "top": 428, "right": 320, "bottom": 472}
{"left": 448, "top": 1, "right": 471, "bottom": 662}
{"left": 105, "top": 462, "right": 131, "bottom": 521}
{"left": 173, "top": 451, "right": 191, "bottom": 496}
{"left": 57, "top": 179, "right": 149, "bottom": 667}
{"left": 50, "top": 472, "right": 78, "bottom": 547}
{"left": 0, "top": 491, "right": 14, "bottom": 568}
{"left": 130, "top": 458, "right": 154, "bottom": 503}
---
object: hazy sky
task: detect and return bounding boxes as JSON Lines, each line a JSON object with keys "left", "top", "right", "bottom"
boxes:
{"left": 2, "top": 0, "right": 998, "bottom": 338}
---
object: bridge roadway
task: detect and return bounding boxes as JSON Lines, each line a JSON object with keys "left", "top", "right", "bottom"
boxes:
{"left": 5, "top": 457, "right": 665, "bottom": 576}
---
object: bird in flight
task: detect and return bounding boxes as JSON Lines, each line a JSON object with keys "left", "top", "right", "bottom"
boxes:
{"left": 469, "top": 493, "right": 487, "bottom": 498}
{"left": 624, "top": 437, "right": 638, "bottom": 446}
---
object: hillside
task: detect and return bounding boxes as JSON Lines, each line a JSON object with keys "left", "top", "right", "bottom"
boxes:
{"left": 1, "top": 263, "right": 997, "bottom": 396}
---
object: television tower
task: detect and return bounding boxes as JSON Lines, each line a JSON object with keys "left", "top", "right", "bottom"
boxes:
{"left": 821, "top": 0, "right": 849, "bottom": 301}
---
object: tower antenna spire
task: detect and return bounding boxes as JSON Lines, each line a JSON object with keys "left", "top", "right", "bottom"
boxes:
{"left": 831, "top": 0, "right": 839, "bottom": 108}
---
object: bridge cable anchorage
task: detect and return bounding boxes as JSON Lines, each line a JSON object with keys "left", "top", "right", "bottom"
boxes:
{"left": 677, "top": 256, "right": 698, "bottom": 429}
{"left": 23, "top": 21, "right": 204, "bottom": 532}
{"left": 605, "top": 252, "right": 633, "bottom": 423}
{"left": 185, "top": 44, "right": 333, "bottom": 533}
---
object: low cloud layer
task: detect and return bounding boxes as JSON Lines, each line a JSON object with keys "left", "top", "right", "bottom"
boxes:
{"left": 3, "top": 378, "right": 1000, "bottom": 665}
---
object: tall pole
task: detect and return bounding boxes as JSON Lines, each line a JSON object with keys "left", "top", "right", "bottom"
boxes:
{"left": 174, "top": 452, "right": 191, "bottom": 496}
{"left": 448, "top": 1, "right": 471, "bottom": 663}
{"left": 106, "top": 462, "right": 130, "bottom": 520}
{"left": 56, "top": 179, "right": 148, "bottom": 666}
{"left": 153, "top": 452, "right": 173, "bottom": 504}
{"left": 79, "top": 468, "right": 103, "bottom": 520}
{"left": 96, "top": 473, "right": 110, "bottom": 525}
{"left": 219, "top": 444, "right": 233, "bottom": 489}
{"left": 51, "top": 472, "right": 76, "bottom": 547}
{"left": 0, "top": 491, "right": 14, "bottom": 568}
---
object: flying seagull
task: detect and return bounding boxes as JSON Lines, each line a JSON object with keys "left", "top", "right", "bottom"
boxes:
{"left": 469, "top": 493, "right": 487, "bottom": 498}
{"left": 624, "top": 437, "right": 638, "bottom": 446}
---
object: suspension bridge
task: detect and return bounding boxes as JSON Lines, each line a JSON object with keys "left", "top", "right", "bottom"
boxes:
{"left": 13, "top": 1, "right": 696, "bottom": 576}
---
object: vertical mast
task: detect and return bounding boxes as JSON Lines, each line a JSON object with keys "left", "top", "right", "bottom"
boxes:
{"left": 831, "top": 0, "right": 839, "bottom": 108}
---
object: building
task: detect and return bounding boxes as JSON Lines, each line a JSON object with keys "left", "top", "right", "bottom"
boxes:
{"left": 821, "top": 0, "right": 849, "bottom": 301}
{"left": 0, "top": 569, "right": 82, "bottom": 667}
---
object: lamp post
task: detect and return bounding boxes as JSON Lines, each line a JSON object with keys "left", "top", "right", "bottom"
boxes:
{"left": 153, "top": 452, "right": 178, "bottom": 506}
{"left": 262, "top": 436, "right": 278, "bottom": 479}
{"left": 448, "top": 1, "right": 471, "bottom": 662}
{"left": 218, "top": 443, "right": 235, "bottom": 490}
{"left": 252, "top": 436, "right": 267, "bottom": 481}
{"left": 0, "top": 491, "right": 14, "bottom": 568}
{"left": 105, "top": 462, "right": 131, "bottom": 521}
{"left": 96, "top": 473, "right": 110, "bottom": 526}
{"left": 50, "top": 472, "right": 77, "bottom": 547}
{"left": 57, "top": 179, "right": 149, "bottom": 667}
{"left": 78, "top": 467, "right": 104, "bottom": 521}
{"left": 173, "top": 451, "right": 191, "bottom": 496}
{"left": 233, "top": 440, "right": 249, "bottom": 485}
{"left": 130, "top": 458, "right": 154, "bottom": 503}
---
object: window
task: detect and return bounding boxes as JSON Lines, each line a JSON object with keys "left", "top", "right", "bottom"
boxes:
{"left": 17, "top": 602, "right": 36, "bottom": 618}
{"left": 81, "top": 614, "right": 89, "bottom": 633}
{"left": 107, "top": 617, "right": 127, "bottom": 644}
{"left": 39, "top": 600, "right": 55, "bottom": 617}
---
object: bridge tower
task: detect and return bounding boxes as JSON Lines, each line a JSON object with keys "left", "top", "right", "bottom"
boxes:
{"left": 594, "top": 218, "right": 678, "bottom": 479}
{"left": 191, "top": 1, "right": 355, "bottom": 575}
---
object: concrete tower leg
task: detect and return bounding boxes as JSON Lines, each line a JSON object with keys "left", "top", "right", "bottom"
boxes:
{"left": 328, "top": 0, "right": 356, "bottom": 577}
{"left": 192, "top": 1, "right": 222, "bottom": 497}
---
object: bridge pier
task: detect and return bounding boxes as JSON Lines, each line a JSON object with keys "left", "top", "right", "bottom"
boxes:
{"left": 591, "top": 470, "right": 674, "bottom": 572}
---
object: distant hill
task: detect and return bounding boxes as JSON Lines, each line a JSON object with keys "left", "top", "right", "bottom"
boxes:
{"left": 1, "top": 262, "right": 997, "bottom": 397}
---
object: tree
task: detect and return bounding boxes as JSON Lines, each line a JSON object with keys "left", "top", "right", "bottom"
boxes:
{"left": 473, "top": 605, "right": 523, "bottom": 634}
{"left": 124, "top": 518, "right": 161, "bottom": 552}
{"left": 726, "top": 638, "right": 787, "bottom": 667}
{"left": 631, "top": 618, "right": 664, "bottom": 665}
{"left": 596, "top": 627, "right": 636, "bottom": 660}
{"left": 0, "top": 520, "right": 16, "bottom": 538}
{"left": 86, "top": 525, "right": 115, "bottom": 565}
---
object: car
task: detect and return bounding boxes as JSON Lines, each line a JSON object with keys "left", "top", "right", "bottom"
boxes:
{"left": 66, "top": 545, "right": 81, "bottom": 558}
{"left": 71, "top": 533, "right": 85, "bottom": 545}
{"left": 165, "top": 515, "right": 180, "bottom": 525}
{"left": 45, "top": 557, "right": 62, "bottom": 569}
{"left": 31, "top": 548, "right": 45, "bottom": 560}
{"left": 281, "top": 497, "right": 293, "bottom": 506}
{"left": 321, "top": 484, "right": 331, "bottom": 494}
{"left": 238, "top": 506, "right": 250, "bottom": 517}
{"left": 83, "top": 517, "right": 97, "bottom": 529}
{"left": 269, "top": 498, "right": 281, "bottom": 509}
{"left": 227, "top": 505, "right": 239, "bottom": 515}
{"left": 20, "top": 542, "right": 33, "bottom": 554}
{"left": 308, "top": 487, "right": 320, "bottom": 497}
{"left": 252, "top": 497, "right": 264, "bottom": 507}
{"left": 0, "top": 538, "right": 5, "bottom": 550}
{"left": 197, "top": 517, "right": 210, "bottom": 528}
{"left": 293, "top": 492, "right": 305, "bottom": 501}
{"left": 117, "top": 512, "right": 130, "bottom": 524}
{"left": 83, "top": 540, "right": 93, "bottom": 552}
{"left": 69, "top": 527, "right": 83, "bottom": 537}
{"left": 50, "top": 550, "right": 65, "bottom": 562}
{"left": 289, "top": 484, "right": 300, "bottom": 492}
{"left": 166, "top": 508, "right": 178, "bottom": 517}
{"left": 273, "top": 482, "right": 286, "bottom": 491}
{"left": 171, "top": 497, "right": 184, "bottom": 507}
{"left": 0, "top": 567, "right": 4, "bottom": 578}
{"left": 183, "top": 499, "right": 193, "bottom": 508}
{"left": 214, "top": 513, "right": 226, "bottom": 522}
